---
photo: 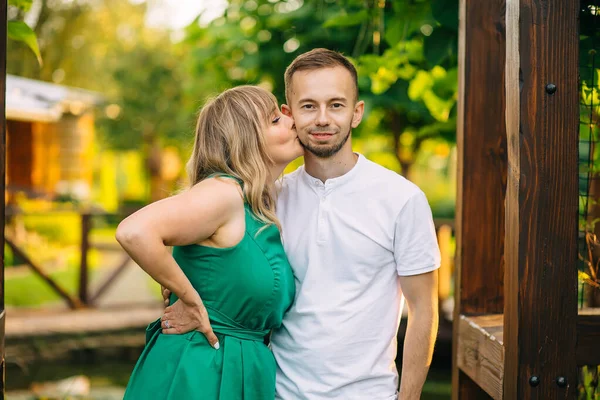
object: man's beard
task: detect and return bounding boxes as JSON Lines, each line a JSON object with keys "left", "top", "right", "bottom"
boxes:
{"left": 299, "top": 127, "right": 352, "bottom": 158}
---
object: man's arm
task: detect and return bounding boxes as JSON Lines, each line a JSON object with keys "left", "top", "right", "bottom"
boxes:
{"left": 397, "top": 270, "right": 439, "bottom": 400}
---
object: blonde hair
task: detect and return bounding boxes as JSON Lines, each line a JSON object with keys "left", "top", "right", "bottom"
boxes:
{"left": 187, "top": 85, "right": 280, "bottom": 230}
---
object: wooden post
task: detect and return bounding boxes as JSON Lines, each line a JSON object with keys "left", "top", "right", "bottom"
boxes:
{"left": 0, "top": 0, "right": 7, "bottom": 396}
{"left": 453, "top": 0, "right": 507, "bottom": 398}
{"left": 79, "top": 213, "right": 91, "bottom": 305}
{"left": 504, "top": 0, "right": 579, "bottom": 398}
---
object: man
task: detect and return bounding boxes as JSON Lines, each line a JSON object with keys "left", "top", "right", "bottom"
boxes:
{"left": 271, "top": 49, "right": 440, "bottom": 400}
{"left": 163, "top": 48, "right": 440, "bottom": 399}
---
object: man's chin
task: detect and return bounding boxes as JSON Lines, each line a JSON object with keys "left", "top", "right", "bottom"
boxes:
{"left": 304, "top": 144, "right": 341, "bottom": 158}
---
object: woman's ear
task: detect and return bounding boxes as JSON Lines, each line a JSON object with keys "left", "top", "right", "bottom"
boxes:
{"left": 281, "top": 104, "right": 293, "bottom": 117}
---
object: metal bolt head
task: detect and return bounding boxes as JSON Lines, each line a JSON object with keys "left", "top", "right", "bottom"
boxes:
{"left": 556, "top": 376, "right": 567, "bottom": 387}
{"left": 545, "top": 83, "right": 557, "bottom": 95}
{"left": 529, "top": 376, "right": 540, "bottom": 387}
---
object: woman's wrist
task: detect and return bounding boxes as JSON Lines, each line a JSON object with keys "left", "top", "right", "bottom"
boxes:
{"left": 179, "top": 288, "right": 202, "bottom": 307}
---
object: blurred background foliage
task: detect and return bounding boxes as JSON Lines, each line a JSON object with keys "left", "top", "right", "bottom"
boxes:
{"left": 8, "top": 0, "right": 458, "bottom": 217}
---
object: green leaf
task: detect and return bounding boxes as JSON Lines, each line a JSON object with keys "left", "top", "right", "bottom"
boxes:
{"left": 386, "top": 2, "right": 434, "bottom": 41}
{"left": 8, "top": 21, "right": 42, "bottom": 65}
{"left": 385, "top": 22, "right": 404, "bottom": 46}
{"left": 424, "top": 27, "right": 456, "bottom": 66}
{"left": 409, "top": 70, "right": 434, "bottom": 100}
{"left": 323, "top": 9, "right": 369, "bottom": 28}
{"left": 431, "top": 0, "right": 458, "bottom": 30}
{"left": 8, "top": 0, "right": 32, "bottom": 12}
{"left": 432, "top": 68, "right": 458, "bottom": 98}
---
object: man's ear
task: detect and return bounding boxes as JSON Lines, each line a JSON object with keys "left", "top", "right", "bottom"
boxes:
{"left": 281, "top": 104, "right": 293, "bottom": 117}
{"left": 351, "top": 100, "right": 365, "bottom": 128}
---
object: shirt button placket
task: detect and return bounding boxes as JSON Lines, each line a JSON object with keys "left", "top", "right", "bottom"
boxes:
{"left": 317, "top": 189, "right": 327, "bottom": 244}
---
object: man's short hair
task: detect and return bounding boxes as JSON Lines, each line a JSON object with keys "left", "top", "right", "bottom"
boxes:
{"left": 284, "top": 48, "right": 359, "bottom": 103}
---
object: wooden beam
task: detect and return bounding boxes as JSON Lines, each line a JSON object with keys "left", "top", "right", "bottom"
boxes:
{"left": 458, "top": 313, "right": 600, "bottom": 397}
{"left": 79, "top": 213, "right": 91, "bottom": 304}
{"left": 453, "top": 0, "right": 507, "bottom": 398}
{"left": 457, "top": 315, "right": 504, "bottom": 400}
{"left": 0, "top": 0, "right": 7, "bottom": 396}
{"left": 504, "top": 2, "right": 579, "bottom": 397}
{"left": 576, "top": 309, "right": 600, "bottom": 367}
{"left": 503, "top": 1, "right": 520, "bottom": 397}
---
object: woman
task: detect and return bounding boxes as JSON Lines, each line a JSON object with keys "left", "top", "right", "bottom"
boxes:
{"left": 117, "top": 85, "right": 303, "bottom": 399}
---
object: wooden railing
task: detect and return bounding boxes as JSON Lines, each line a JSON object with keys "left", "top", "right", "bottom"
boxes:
{"left": 5, "top": 211, "right": 131, "bottom": 309}
{"left": 6, "top": 211, "right": 455, "bottom": 310}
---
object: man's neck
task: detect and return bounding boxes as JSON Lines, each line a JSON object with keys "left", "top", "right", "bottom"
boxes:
{"left": 303, "top": 144, "right": 358, "bottom": 183}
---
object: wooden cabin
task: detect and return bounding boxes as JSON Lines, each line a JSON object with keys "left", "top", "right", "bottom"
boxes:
{"left": 6, "top": 75, "right": 102, "bottom": 202}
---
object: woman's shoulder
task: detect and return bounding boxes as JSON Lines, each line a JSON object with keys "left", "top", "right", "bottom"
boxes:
{"left": 188, "top": 176, "right": 245, "bottom": 211}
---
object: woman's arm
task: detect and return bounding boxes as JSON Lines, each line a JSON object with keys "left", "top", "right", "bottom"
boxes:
{"left": 116, "top": 178, "right": 243, "bottom": 346}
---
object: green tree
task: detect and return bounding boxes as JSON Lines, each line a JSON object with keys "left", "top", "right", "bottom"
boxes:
{"left": 7, "top": 0, "right": 41, "bottom": 64}
{"left": 7, "top": 0, "right": 153, "bottom": 90}
{"left": 180, "top": 0, "right": 458, "bottom": 178}
{"left": 98, "top": 40, "right": 192, "bottom": 201}
{"left": 7, "top": 0, "right": 193, "bottom": 202}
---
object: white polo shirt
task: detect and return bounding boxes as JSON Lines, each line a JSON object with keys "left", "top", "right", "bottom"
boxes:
{"left": 271, "top": 153, "right": 441, "bottom": 400}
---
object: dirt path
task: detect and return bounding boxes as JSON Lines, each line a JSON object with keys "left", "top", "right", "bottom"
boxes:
{"left": 92, "top": 248, "right": 161, "bottom": 307}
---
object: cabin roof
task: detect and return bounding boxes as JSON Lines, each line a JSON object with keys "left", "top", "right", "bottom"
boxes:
{"left": 6, "top": 74, "right": 103, "bottom": 123}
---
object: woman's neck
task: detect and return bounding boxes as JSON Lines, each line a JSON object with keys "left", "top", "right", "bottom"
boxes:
{"left": 269, "top": 163, "right": 287, "bottom": 183}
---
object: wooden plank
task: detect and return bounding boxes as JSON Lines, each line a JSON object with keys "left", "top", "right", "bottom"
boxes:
{"left": 79, "top": 213, "right": 91, "bottom": 304}
{"left": 5, "top": 304, "right": 162, "bottom": 338}
{"left": 6, "top": 329, "right": 146, "bottom": 364}
{"left": 454, "top": 0, "right": 506, "bottom": 317}
{"left": 453, "top": 0, "right": 507, "bottom": 398}
{"left": 1, "top": 0, "right": 7, "bottom": 397}
{"left": 576, "top": 309, "right": 600, "bottom": 366}
{"left": 504, "top": 1, "right": 579, "bottom": 398}
{"left": 457, "top": 315, "right": 504, "bottom": 400}
{"left": 458, "top": 312, "right": 600, "bottom": 397}
{"left": 5, "top": 121, "right": 34, "bottom": 190}
{"left": 503, "top": 1, "right": 520, "bottom": 398}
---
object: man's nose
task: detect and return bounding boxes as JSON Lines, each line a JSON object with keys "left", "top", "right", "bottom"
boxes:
{"left": 315, "top": 109, "right": 330, "bottom": 126}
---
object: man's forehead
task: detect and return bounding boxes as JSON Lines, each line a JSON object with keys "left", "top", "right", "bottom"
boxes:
{"left": 289, "top": 67, "right": 355, "bottom": 102}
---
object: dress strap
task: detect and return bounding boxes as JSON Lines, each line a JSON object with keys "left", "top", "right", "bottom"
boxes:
{"left": 207, "top": 173, "right": 244, "bottom": 188}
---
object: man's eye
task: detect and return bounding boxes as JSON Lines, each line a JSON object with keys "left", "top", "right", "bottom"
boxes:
{"left": 332, "top": 103, "right": 343, "bottom": 108}
{"left": 272, "top": 116, "right": 281, "bottom": 124}
{"left": 301, "top": 104, "right": 314, "bottom": 109}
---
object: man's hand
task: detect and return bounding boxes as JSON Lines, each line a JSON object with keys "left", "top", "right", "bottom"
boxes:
{"left": 161, "top": 285, "right": 171, "bottom": 307}
{"left": 159, "top": 287, "right": 219, "bottom": 350}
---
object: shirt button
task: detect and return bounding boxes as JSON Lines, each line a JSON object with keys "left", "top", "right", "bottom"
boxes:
{"left": 314, "top": 180, "right": 320, "bottom": 185}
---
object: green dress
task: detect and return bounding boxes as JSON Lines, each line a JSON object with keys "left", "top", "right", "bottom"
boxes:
{"left": 123, "top": 177, "right": 295, "bottom": 400}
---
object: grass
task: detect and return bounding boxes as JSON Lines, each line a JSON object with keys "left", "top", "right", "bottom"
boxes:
{"left": 6, "top": 267, "right": 80, "bottom": 307}
{"left": 5, "top": 246, "right": 104, "bottom": 307}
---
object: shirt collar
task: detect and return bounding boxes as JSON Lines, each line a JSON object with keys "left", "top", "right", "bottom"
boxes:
{"left": 301, "top": 153, "right": 365, "bottom": 190}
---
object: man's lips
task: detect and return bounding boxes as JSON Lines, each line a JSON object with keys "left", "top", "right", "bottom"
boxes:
{"left": 310, "top": 132, "right": 335, "bottom": 139}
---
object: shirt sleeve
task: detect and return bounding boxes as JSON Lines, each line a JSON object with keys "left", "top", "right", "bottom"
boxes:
{"left": 393, "top": 190, "right": 441, "bottom": 276}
